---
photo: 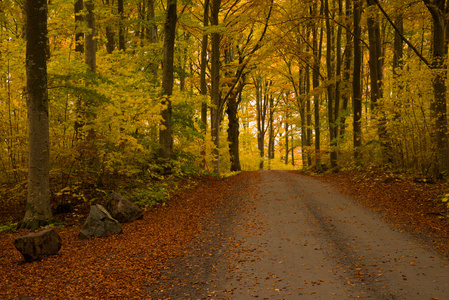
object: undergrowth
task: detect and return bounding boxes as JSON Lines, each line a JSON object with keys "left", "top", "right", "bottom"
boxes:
{"left": 0, "top": 159, "right": 211, "bottom": 229}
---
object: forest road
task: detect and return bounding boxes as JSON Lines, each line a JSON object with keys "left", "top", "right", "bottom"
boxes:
{"left": 147, "top": 170, "right": 449, "bottom": 299}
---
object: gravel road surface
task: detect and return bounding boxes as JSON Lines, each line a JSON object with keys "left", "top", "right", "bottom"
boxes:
{"left": 149, "top": 170, "right": 449, "bottom": 299}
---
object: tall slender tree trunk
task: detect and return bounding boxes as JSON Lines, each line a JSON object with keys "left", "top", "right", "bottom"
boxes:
{"left": 367, "top": 0, "right": 390, "bottom": 163}
{"left": 339, "top": 0, "right": 352, "bottom": 137}
{"left": 159, "top": 0, "right": 177, "bottom": 159}
{"left": 393, "top": 14, "right": 404, "bottom": 166}
{"left": 353, "top": 0, "right": 362, "bottom": 159}
{"left": 75, "top": 0, "right": 84, "bottom": 53}
{"left": 305, "top": 65, "right": 312, "bottom": 167}
{"left": 179, "top": 32, "right": 190, "bottom": 91}
{"left": 227, "top": 86, "right": 243, "bottom": 171}
{"left": 200, "top": 0, "right": 210, "bottom": 133}
{"left": 139, "top": 1, "right": 147, "bottom": 42}
{"left": 268, "top": 94, "right": 275, "bottom": 169}
{"left": 285, "top": 117, "right": 289, "bottom": 165}
{"left": 393, "top": 16, "right": 403, "bottom": 78}
{"left": 118, "top": 0, "right": 126, "bottom": 51}
{"left": 423, "top": 0, "right": 449, "bottom": 176}
{"left": 291, "top": 131, "right": 295, "bottom": 166}
{"left": 297, "top": 68, "right": 307, "bottom": 167}
{"left": 210, "top": 0, "right": 221, "bottom": 173}
{"left": 255, "top": 78, "right": 266, "bottom": 170}
{"left": 105, "top": 0, "right": 115, "bottom": 54}
{"left": 312, "top": 2, "right": 322, "bottom": 171}
{"left": 20, "top": 0, "right": 53, "bottom": 228}
{"left": 84, "top": 0, "right": 96, "bottom": 73}
{"left": 74, "top": 0, "right": 85, "bottom": 140}
{"left": 325, "top": 0, "right": 337, "bottom": 169}
{"left": 82, "top": 0, "right": 97, "bottom": 140}
{"left": 147, "top": 0, "right": 158, "bottom": 79}
{"left": 300, "top": 101, "right": 307, "bottom": 167}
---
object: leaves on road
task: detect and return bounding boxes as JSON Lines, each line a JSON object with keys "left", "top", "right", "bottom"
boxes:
{"left": 318, "top": 169, "right": 449, "bottom": 256}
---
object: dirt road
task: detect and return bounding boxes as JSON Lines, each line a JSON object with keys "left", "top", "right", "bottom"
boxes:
{"left": 148, "top": 170, "right": 449, "bottom": 299}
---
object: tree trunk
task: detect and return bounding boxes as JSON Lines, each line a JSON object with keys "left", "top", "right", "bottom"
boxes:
{"left": 200, "top": 0, "right": 210, "bottom": 133}
{"left": 392, "top": 14, "right": 404, "bottom": 166}
{"left": 159, "top": 0, "right": 177, "bottom": 159}
{"left": 339, "top": 0, "right": 352, "bottom": 137}
{"left": 227, "top": 88, "right": 243, "bottom": 171}
{"left": 325, "top": 0, "right": 337, "bottom": 169}
{"left": 285, "top": 120, "right": 289, "bottom": 165}
{"left": 268, "top": 95, "right": 275, "bottom": 169}
{"left": 75, "top": 0, "right": 84, "bottom": 53}
{"left": 312, "top": 2, "right": 322, "bottom": 171}
{"left": 81, "top": 0, "right": 97, "bottom": 139}
{"left": 300, "top": 100, "right": 307, "bottom": 168}
{"left": 105, "top": 0, "right": 115, "bottom": 54}
{"left": 74, "top": 0, "right": 85, "bottom": 139}
{"left": 139, "top": 1, "right": 146, "bottom": 42}
{"left": 255, "top": 77, "right": 267, "bottom": 170}
{"left": 291, "top": 130, "right": 295, "bottom": 166}
{"left": 179, "top": 32, "right": 189, "bottom": 91}
{"left": 118, "top": 0, "right": 126, "bottom": 51}
{"left": 210, "top": 0, "right": 221, "bottom": 173}
{"left": 423, "top": 0, "right": 449, "bottom": 176}
{"left": 84, "top": 0, "right": 96, "bottom": 73}
{"left": 147, "top": 0, "right": 158, "bottom": 79}
{"left": 367, "top": 0, "right": 390, "bottom": 163}
{"left": 393, "top": 15, "right": 403, "bottom": 77}
{"left": 353, "top": 0, "right": 362, "bottom": 159}
{"left": 305, "top": 65, "right": 312, "bottom": 167}
{"left": 20, "top": 0, "right": 53, "bottom": 228}
{"left": 269, "top": 95, "right": 276, "bottom": 161}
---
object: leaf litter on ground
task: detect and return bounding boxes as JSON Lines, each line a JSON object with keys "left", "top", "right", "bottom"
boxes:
{"left": 0, "top": 170, "right": 448, "bottom": 299}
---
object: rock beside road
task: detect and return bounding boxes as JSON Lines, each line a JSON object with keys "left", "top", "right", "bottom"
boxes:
{"left": 106, "top": 192, "right": 143, "bottom": 223}
{"left": 79, "top": 204, "right": 122, "bottom": 239}
{"left": 13, "top": 228, "right": 62, "bottom": 262}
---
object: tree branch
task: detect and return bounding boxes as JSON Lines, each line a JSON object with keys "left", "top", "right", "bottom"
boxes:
{"left": 373, "top": 0, "right": 431, "bottom": 68}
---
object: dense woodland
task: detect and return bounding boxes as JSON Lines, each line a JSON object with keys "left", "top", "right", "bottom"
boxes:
{"left": 1, "top": 0, "right": 449, "bottom": 227}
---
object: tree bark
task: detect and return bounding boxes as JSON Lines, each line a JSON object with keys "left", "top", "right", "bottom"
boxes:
{"left": 118, "top": 0, "right": 126, "bottom": 51}
{"left": 423, "top": 0, "right": 449, "bottom": 175}
{"left": 339, "top": 0, "right": 352, "bottom": 137}
{"left": 210, "top": 0, "right": 221, "bottom": 173}
{"left": 393, "top": 15, "right": 403, "bottom": 77}
{"left": 21, "top": 0, "right": 53, "bottom": 228}
{"left": 285, "top": 118, "right": 289, "bottom": 165}
{"left": 159, "top": 0, "right": 177, "bottom": 159}
{"left": 105, "top": 0, "right": 115, "bottom": 54}
{"left": 367, "top": 0, "right": 391, "bottom": 163}
{"left": 200, "top": 0, "right": 210, "bottom": 133}
{"left": 268, "top": 94, "right": 275, "bottom": 169}
{"left": 325, "top": 0, "right": 337, "bottom": 169}
{"left": 353, "top": 0, "right": 362, "bottom": 159}
{"left": 84, "top": 0, "right": 96, "bottom": 73}
{"left": 255, "top": 77, "right": 268, "bottom": 170}
{"left": 227, "top": 87, "right": 243, "bottom": 171}
{"left": 305, "top": 65, "right": 312, "bottom": 167}
{"left": 74, "top": 0, "right": 84, "bottom": 53}
{"left": 299, "top": 97, "right": 307, "bottom": 167}
{"left": 291, "top": 130, "right": 295, "bottom": 166}
{"left": 147, "top": 0, "right": 158, "bottom": 78}
{"left": 312, "top": 2, "right": 322, "bottom": 171}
